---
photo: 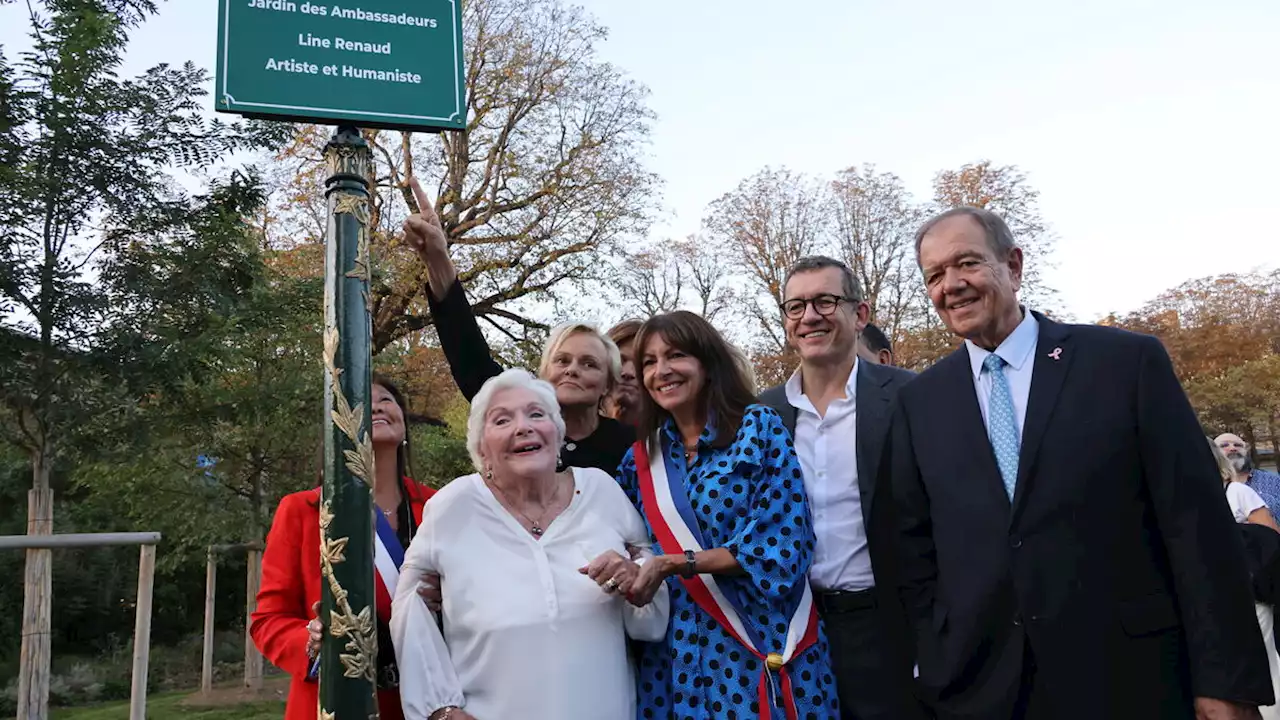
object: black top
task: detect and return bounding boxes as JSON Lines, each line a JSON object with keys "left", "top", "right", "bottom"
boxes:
{"left": 559, "top": 414, "right": 634, "bottom": 476}
{"left": 427, "top": 278, "right": 635, "bottom": 475}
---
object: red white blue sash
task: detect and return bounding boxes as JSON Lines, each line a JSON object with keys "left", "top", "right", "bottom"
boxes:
{"left": 373, "top": 509, "right": 405, "bottom": 612}
{"left": 634, "top": 438, "right": 820, "bottom": 720}
{"left": 309, "top": 501, "right": 407, "bottom": 682}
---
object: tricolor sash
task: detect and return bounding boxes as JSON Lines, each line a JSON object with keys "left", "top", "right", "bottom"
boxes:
{"left": 634, "top": 438, "right": 820, "bottom": 720}
{"left": 310, "top": 502, "right": 409, "bottom": 683}
{"left": 373, "top": 508, "right": 405, "bottom": 602}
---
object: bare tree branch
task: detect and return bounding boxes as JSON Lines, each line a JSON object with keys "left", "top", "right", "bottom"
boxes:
{"left": 703, "top": 167, "right": 830, "bottom": 352}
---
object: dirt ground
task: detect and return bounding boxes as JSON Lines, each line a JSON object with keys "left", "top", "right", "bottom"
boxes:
{"left": 178, "top": 675, "right": 290, "bottom": 708}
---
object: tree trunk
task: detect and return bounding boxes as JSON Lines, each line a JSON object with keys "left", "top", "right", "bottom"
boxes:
{"left": 242, "top": 458, "right": 267, "bottom": 691}
{"left": 202, "top": 551, "right": 217, "bottom": 695}
{"left": 16, "top": 450, "right": 53, "bottom": 720}
{"left": 243, "top": 549, "right": 264, "bottom": 691}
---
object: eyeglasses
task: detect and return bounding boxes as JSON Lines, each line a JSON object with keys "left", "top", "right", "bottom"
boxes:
{"left": 781, "top": 294, "right": 851, "bottom": 320}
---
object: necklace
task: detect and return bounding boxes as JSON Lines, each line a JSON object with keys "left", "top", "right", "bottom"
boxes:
{"left": 375, "top": 492, "right": 401, "bottom": 519}
{"left": 487, "top": 475, "right": 561, "bottom": 537}
{"left": 683, "top": 443, "right": 698, "bottom": 464}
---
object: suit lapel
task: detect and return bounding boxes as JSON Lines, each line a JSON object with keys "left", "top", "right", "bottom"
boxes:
{"left": 855, "top": 361, "right": 891, "bottom": 524}
{"left": 940, "top": 346, "right": 1013, "bottom": 511}
{"left": 757, "top": 385, "right": 797, "bottom": 436}
{"left": 1009, "top": 313, "right": 1073, "bottom": 520}
{"left": 780, "top": 402, "right": 797, "bottom": 437}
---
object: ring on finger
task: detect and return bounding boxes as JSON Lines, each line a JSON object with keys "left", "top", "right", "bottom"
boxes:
{"left": 604, "top": 578, "right": 620, "bottom": 592}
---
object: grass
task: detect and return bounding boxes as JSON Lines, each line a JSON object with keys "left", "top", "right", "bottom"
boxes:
{"left": 50, "top": 690, "right": 285, "bottom": 720}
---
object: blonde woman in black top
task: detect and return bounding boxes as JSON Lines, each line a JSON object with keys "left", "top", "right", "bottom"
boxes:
{"left": 403, "top": 176, "right": 634, "bottom": 474}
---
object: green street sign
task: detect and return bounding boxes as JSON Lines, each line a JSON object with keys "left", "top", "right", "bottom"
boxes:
{"left": 215, "top": 0, "right": 466, "bottom": 131}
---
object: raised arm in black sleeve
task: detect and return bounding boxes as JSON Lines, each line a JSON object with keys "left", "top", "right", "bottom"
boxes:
{"left": 425, "top": 278, "right": 505, "bottom": 401}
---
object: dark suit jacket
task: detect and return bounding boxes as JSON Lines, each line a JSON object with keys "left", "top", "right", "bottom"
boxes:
{"left": 759, "top": 359, "right": 917, "bottom": 662}
{"left": 888, "top": 312, "right": 1272, "bottom": 719}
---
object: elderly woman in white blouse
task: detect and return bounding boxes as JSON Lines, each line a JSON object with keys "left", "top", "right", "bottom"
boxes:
{"left": 391, "top": 369, "right": 669, "bottom": 720}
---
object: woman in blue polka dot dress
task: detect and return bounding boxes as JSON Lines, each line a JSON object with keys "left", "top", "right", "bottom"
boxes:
{"left": 617, "top": 311, "right": 839, "bottom": 720}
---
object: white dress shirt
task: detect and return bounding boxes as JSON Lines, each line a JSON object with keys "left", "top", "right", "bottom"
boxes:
{"left": 391, "top": 467, "right": 670, "bottom": 720}
{"left": 965, "top": 309, "right": 1040, "bottom": 437}
{"left": 785, "top": 359, "right": 875, "bottom": 592}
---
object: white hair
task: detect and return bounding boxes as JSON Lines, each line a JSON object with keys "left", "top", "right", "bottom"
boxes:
{"left": 466, "top": 369, "right": 566, "bottom": 473}
{"left": 537, "top": 322, "right": 623, "bottom": 393}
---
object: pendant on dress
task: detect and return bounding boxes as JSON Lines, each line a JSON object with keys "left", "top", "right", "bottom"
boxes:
{"left": 530, "top": 524, "right": 544, "bottom": 537}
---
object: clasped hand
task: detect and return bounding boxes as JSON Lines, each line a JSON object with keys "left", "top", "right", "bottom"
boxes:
{"left": 579, "top": 549, "right": 643, "bottom": 599}
{"left": 416, "top": 547, "right": 662, "bottom": 612}
{"left": 306, "top": 600, "right": 322, "bottom": 658}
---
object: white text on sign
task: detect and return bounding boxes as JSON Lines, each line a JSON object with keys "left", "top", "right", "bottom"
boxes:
{"left": 298, "top": 34, "right": 393, "bottom": 54}
{"left": 246, "top": 0, "right": 439, "bottom": 29}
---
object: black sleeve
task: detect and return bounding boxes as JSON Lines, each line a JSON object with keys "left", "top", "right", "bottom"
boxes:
{"left": 1135, "top": 335, "right": 1273, "bottom": 705}
{"left": 888, "top": 392, "right": 935, "bottom": 632}
{"left": 425, "top": 279, "right": 505, "bottom": 402}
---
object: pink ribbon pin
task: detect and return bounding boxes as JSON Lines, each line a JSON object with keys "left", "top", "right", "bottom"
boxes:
{"left": 1048, "top": 347, "right": 1063, "bottom": 360}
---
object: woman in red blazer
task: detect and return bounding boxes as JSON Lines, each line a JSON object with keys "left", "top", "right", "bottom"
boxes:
{"left": 252, "top": 376, "right": 437, "bottom": 720}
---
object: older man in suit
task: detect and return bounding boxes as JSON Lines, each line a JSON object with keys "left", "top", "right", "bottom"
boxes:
{"left": 889, "top": 206, "right": 1272, "bottom": 719}
{"left": 759, "top": 256, "right": 921, "bottom": 720}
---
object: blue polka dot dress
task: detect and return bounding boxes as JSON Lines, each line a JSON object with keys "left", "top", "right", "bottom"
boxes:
{"left": 617, "top": 405, "right": 840, "bottom": 719}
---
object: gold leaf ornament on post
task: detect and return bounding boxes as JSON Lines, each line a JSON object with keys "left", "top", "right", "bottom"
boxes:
{"left": 343, "top": 441, "right": 375, "bottom": 485}
{"left": 319, "top": 321, "right": 376, "bottom": 682}
{"left": 318, "top": 500, "right": 376, "bottom": 684}
{"left": 318, "top": 125, "right": 379, "bottom": 718}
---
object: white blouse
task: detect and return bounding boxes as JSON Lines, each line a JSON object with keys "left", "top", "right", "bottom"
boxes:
{"left": 391, "top": 466, "right": 669, "bottom": 720}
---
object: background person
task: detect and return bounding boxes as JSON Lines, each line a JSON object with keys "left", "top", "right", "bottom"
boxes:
{"left": 604, "top": 318, "right": 644, "bottom": 428}
{"left": 857, "top": 321, "right": 896, "bottom": 367}
{"left": 1213, "top": 438, "right": 1280, "bottom": 720}
{"left": 1218, "top": 433, "right": 1280, "bottom": 512}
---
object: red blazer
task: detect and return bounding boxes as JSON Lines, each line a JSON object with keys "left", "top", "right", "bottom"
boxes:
{"left": 251, "top": 481, "right": 436, "bottom": 720}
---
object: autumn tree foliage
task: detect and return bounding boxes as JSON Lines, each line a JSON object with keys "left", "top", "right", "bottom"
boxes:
{"left": 703, "top": 167, "right": 829, "bottom": 353}
{"left": 263, "top": 0, "right": 659, "bottom": 358}
{"left": 830, "top": 165, "right": 925, "bottom": 340}
{"left": 1104, "top": 271, "right": 1280, "bottom": 453}
{"left": 685, "top": 160, "right": 1054, "bottom": 375}
{"left": 931, "top": 161, "right": 1060, "bottom": 315}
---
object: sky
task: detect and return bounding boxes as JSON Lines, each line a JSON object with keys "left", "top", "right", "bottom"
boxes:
{"left": 3, "top": 0, "right": 1277, "bottom": 321}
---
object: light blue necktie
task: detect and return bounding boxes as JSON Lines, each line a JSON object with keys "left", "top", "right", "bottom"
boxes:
{"left": 983, "top": 353, "right": 1020, "bottom": 499}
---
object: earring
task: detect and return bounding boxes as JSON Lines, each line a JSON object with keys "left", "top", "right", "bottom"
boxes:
{"left": 485, "top": 467, "right": 493, "bottom": 480}
{"left": 401, "top": 438, "right": 408, "bottom": 446}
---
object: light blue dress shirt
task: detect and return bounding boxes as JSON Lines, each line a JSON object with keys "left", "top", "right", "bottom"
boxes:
{"left": 965, "top": 309, "right": 1040, "bottom": 438}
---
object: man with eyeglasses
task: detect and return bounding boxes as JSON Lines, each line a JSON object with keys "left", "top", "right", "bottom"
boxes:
{"left": 759, "top": 255, "right": 922, "bottom": 720}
